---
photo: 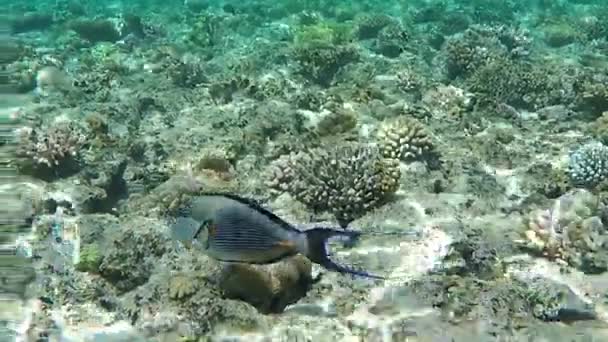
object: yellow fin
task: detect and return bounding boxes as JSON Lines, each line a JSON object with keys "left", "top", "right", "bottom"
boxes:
{"left": 208, "top": 223, "right": 218, "bottom": 237}
{"left": 275, "top": 240, "right": 296, "bottom": 251}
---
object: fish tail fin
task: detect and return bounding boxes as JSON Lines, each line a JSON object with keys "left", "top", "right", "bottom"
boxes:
{"left": 302, "top": 228, "right": 385, "bottom": 280}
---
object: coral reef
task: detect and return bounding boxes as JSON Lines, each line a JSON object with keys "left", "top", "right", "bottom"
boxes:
{"left": 266, "top": 143, "right": 400, "bottom": 227}
{"left": 567, "top": 141, "right": 608, "bottom": 189}
{"left": 376, "top": 116, "right": 435, "bottom": 162}
{"left": 519, "top": 189, "right": 608, "bottom": 274}
{"left": 292, "top": 39, "right": 359, "bottom": 86}
{"left": 7, "top": 0, "right": 608, "bottom": 340}
{"left": 15, "top": 121, "right": 86, "bottom": 179}
{"left": 355, "top": 14, "right": 395, "bottom": 40}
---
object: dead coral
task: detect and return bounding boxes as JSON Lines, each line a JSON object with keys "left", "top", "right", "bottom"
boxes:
{"left": 165, "top": 57, "right": 207, "bottom": 88}
{"left": 421, "top": 85, "right": 473, "bottom": 119}
{"left": 72, "top": 68, "right": 117, "bottom": 102}
{"left": 98, "top": 216, "right": 169, "bottom": 293}
{"left": 15, "top": 121, "right": 86, "bottom": 179}
{"left": 208, "top": 75, "right": 251, "bottom": 104}
{"left": 315, "top": 108, "right": 358, "bottom": 137}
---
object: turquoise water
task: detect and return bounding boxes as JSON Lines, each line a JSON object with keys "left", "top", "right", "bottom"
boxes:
{"left": 3, "top": 0, "right": 608, "bottom": 341}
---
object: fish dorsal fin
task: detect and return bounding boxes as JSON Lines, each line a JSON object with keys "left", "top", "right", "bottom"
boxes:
{"left": 200, "top": 192, "right": 301, "bottom": 233}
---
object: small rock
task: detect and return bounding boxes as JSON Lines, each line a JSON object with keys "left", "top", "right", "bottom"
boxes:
{"left": 219, "top": 255, "right": 314, "bottom": 313}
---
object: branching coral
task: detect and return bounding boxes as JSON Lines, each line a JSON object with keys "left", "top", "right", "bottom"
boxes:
{"left": 292, "top": 43, "right": 359, "bottom": 86}
{"left": 16, "top": 122, "right": 86, "bottom": 178}
{"left": 69, "top": 19, "right": 121, "bottom": 43}
{"left": 467, "top": 57, "right": 557, "bottom": 110}
{"left": 291, "top": 23, "right": 359, "bottom": 86}
{"left": 266, "top": 143, "right": 400, "bottom": 227}
{"left": 443, "top": 30, "right": 496, "bottom": 79}
{"left": 442, "top": 25, "right": 530, "bottom": 80}
{"left": 376, "top": 117, "right": 435, "bottom": 162}
{"left": 355, "top": 14, "right": 395, "bottom": 40}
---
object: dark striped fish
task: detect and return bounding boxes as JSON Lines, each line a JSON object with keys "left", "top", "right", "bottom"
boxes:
{"left": 170, "top": 193, "right": 384, "bottom": 279}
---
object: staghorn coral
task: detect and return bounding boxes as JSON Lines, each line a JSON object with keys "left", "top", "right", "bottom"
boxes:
{"left": 376, "top": 117, "right": 434, "bottom": 162}
{"left": 266, "top": 143, "right": 400, "bottom": 227}
{"left": 567, "top": 141, "right": 608, "bottom": 190}
{"left": 518, "top": 189, "right": 608, "bottom": 274}
{"left": 15, "top": 121, "right": 86, "bottom": 179}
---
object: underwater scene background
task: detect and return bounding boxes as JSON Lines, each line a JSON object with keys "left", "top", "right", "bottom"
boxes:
{"left": 3, "top": 0, "right": 608, "bottom": 340}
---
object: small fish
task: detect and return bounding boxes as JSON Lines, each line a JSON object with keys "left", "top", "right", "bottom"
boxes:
{"left": 170, "top": 193, "right": 384, "bottom": 279}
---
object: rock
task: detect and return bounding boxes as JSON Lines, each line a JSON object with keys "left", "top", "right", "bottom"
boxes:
{"left": 98, "top": 216, "right": 169, "bottom": 292}
{"left": 508, "top": 257, "right": 599, "bottom": 323}
{"left": 59, "top": 321, "right": 145, "bottom": 342}
{"left": 43, "top": 181, "right": 108, "bottom": 214}
{"left": 219, "top": 255, "right": 314, "bottom": 313}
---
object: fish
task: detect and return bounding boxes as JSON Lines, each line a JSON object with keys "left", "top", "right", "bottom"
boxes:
{"left": 170, "top": 193, "right": 385, "bottom": 279}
